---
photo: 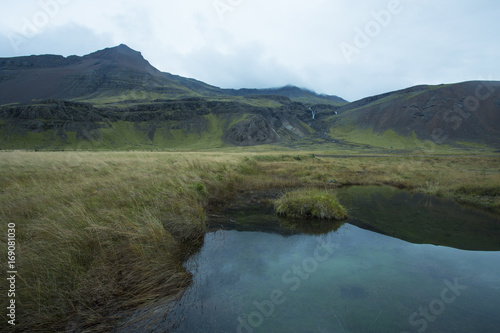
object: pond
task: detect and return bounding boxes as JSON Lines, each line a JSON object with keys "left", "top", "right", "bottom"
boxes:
{"left": 117, "top": 186, "right": 500, "bottom": 333}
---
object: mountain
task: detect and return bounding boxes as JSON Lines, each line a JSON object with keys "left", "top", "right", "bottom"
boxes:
{"left": 0, "top": 45, "right": 498, "bottom": 151}
{"left": 0, "top": 44, "right": 224, "bottom": 104}
{"left": 323, "top": 82, "right": 500, "bottom": 149}
{"left": 0, "top": 45, "right": 346, "bottom": 149}
{"left": 0, "top": 44, "right": 345, "bottom": 105}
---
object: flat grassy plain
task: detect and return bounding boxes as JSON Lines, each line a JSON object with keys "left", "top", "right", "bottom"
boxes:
{"left": 1, "top": 150, "right": 499, "bottom": 332}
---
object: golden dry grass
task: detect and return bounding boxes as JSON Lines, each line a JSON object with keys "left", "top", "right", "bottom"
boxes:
{"left": 0, "top": 152, "right": 236, "bottom": 331}
{"left": 0, "top": 151, "right": 498, "bottom": 331}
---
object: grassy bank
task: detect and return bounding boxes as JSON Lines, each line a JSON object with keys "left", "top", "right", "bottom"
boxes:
{"left": 0, "top": 151, "right": 499, "bottom": 331}
{"left": 0, "top": 151, "right": 302, "bottom": 332}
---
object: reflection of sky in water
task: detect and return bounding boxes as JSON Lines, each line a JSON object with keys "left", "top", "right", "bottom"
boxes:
{"left": 116, "top": 187, "right": 500, "bottom": 333}
{"left": 159, "top": 224, "right": 500, "bottom": 333}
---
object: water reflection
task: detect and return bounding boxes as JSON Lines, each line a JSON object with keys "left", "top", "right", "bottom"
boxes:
{"left": 116, "top": 186, "right": 500, "bottom": 332}
{"left": 167, "top": 225, "right": 500, "bottom": 332}
{"left": 336, "top": 186, "right": 500, "bottom": 251}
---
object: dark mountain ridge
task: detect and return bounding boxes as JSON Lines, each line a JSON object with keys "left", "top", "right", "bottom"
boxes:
{"left": 0, "top": 44, "right": 159, "bottom": 77}
{"left": 0, "top": 44, "right": 498, "bottom": 150}
{"left": 0, "top": 44, "right": 345, "bottom": 105}
{"left": 0, "top": 44, "right": 182, "bottom": 104}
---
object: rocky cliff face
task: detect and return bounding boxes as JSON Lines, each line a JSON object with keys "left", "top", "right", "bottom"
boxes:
{"left": 0, "top": 100, "right": 109, "bottom": 143}
{"left": 0, "top": 94, "right": 324, "bottom": 148}
{"left": 225, "top": 116, "right": 279, "bottom": 146}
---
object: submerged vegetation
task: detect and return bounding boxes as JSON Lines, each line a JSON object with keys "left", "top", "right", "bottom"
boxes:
{"left": 0, "top": 150, "right": 499, "bottom": 331}
{"left": 275, "top": 189, "right": 348, "bottom": 220}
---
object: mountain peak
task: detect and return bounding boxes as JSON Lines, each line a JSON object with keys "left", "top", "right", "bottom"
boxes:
{"left": 116, "top": 43, "right": 132, "bottom": 49}
{"left": 112, "top": 43, "right": 140, "bottom": 54}
{"left": 85, "top": 44, "right": 143, "bottom": 60}
{"left": 82, "top": 44, "right": 158, "bottom": 74}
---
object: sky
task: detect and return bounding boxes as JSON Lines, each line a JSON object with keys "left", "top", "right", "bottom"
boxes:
{"left": 0, "top": 0, "right": 499, "bottom": 101}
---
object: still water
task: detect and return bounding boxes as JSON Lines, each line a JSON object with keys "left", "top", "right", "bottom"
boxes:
{"left": 119, "top": 186, "right": 500, "bottom": 333}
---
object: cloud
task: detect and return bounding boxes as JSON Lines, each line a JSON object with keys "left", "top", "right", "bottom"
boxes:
{"left": 1, "top": 23, "right": 114, "bottom": 57}
{"left": 177, "top": 41, "right": 305, "bottom": 89}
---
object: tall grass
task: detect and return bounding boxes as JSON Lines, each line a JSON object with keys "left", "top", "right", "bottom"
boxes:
{"left": 0, "top": 152, "right": 216, "bottom": 330}
{"left": 0, "top": 151, "right": 304, "bottom": 331}
{"left": 0, "top": 151, "right": 498, "bottom": 331}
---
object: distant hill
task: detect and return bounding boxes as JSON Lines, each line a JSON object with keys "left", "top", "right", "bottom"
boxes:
{"left": 227, "top": 85, "right": 347, "bottom": 105}
{"left": 0, "top": 45, "right": 498, "bottom": 150}
{"left": 323, "top": 81, "right": 500, "bottom": 149}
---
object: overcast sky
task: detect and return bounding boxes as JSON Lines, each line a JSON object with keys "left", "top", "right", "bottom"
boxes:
{"left": 1, "top": 0, "right": 499, "bottom": 101}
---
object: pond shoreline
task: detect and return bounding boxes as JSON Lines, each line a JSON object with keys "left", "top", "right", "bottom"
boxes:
{"left": 120, "top": 185, "right": 500, "bottom": 332}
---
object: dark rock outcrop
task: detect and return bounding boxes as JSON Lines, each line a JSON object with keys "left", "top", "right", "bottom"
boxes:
{"left": 225, "top": 116, "right": 279, "bottom": 146}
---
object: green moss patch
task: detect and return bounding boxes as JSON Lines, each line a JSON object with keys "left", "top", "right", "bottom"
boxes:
{"left": 274, "top": 189, "right": 348, "bottom": 220}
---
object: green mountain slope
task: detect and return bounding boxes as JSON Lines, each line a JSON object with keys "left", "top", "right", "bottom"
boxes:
{"left": 322, "top": 82, "right": 500, "bottom": 150}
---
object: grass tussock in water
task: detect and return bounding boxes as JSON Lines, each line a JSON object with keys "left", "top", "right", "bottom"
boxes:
{"left": 274, "top": 189, "right": 348, "bottom": 220}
